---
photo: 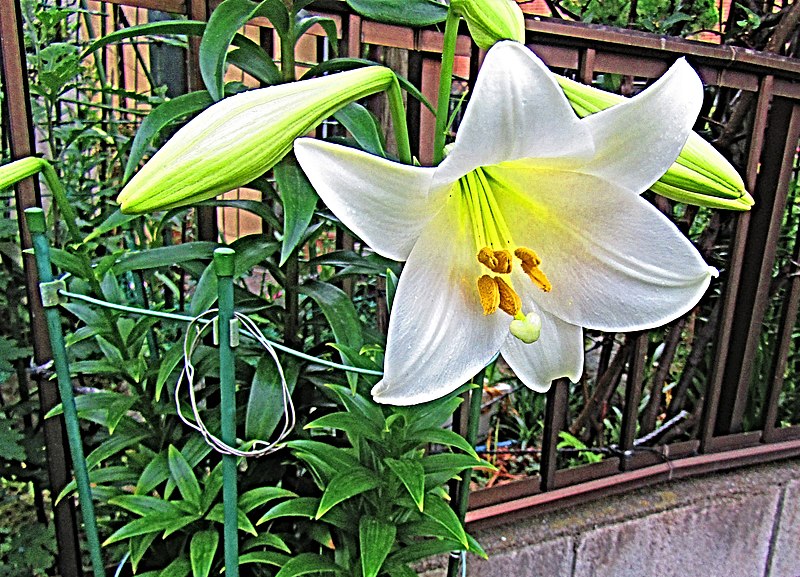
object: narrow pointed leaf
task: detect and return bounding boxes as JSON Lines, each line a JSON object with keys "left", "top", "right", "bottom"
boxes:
{"left": 238, "top": 487, "right": 297, "bottom": 513}
{"left": 422, "top": 498, "right": 468, "bottom": 547}
{"left": 295, "top": 12, "right": 339, "bottom": 56}
{"left": 316, "top": 469, "right": 380, "bottom": 518}
{"left": 168, "top": 445, "right": 202, "bottom": 508}
{"left": 333, "top": 102, "right": 386, "bottom": 157}
{"left": 245, "top": 350, "right": 298, "bottom": 441}
{"left": 385, "top": 458, "right": 425, "bottom": 511}
{"left": 360, "top": 517, "right": 396, "bottom": 577}
{"left": 190, "top": 530, "right": 219, "bottom": 577}
{"left": 80, "top": 21, "right": 207, "bottom": 60}
{"left": 205, "top": 503, "right": 258, "bottom": 535}
{"left": 226, "top": 35, "right": 282, "bottom": 85}
{"left": 257, "top": 497, "right": 319, "bottom": 525}
{"left": 274, "top": 553, "right": 344, "bottom": 577}
{"left": 275, "top": 154, "right": 318, "bottom": 265}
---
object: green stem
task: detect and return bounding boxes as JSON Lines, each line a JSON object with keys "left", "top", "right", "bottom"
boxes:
{"left": 433, "top": 10, "right": 461, "bottom": 165}
{"left": 214, "top": 248, "right": 238, "bottom": 577}
{"left": 387, "top": 77, "right": 412, "bottom": 164}
{"left": 25, "top": 208, "right": 106, "bottom": 577}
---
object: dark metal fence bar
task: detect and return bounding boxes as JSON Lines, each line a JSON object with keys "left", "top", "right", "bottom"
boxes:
{"left": 540, "top": 379, "right": 569, "bottom": 492}
{"left": 619, "top": 333, "right": 648, "bottom": 471}
{"left": 0, "top": 2, "right": 83, "bottom": 575}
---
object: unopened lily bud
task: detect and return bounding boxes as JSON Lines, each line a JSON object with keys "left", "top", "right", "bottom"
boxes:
{"left": 451, "top": 0, "right": 525, "bottom": 50}
{"left": 118, "top": 66, "right": 395, "bottom": 214}
{"left": 556, "top": 75, "right": 754, "bottom": 211}
{"left": 509, "top": 311, "right": 542, "bottom": 344}
{"left": 0, "top": 157, "right": 46, "bottom": 190}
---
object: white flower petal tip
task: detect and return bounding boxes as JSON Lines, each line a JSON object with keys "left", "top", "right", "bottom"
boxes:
{"left": 298, "top": 42, "right": 715, "bottom": 406}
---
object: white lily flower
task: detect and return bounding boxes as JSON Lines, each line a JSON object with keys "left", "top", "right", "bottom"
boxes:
{"left": 294, "top": 41, "right": 717, "bottom": 406}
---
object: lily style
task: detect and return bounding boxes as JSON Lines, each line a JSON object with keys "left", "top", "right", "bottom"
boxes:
{"left": 294, "top": 41, "right": 717, "bottom": 406}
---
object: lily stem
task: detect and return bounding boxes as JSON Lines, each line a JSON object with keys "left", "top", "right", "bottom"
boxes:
{"left": 433, "top": 9, "right": 461, "bottom": 165}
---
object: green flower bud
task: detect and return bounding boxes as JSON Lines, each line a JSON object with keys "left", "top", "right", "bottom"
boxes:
{"left": 118, "top": 66, "right": 396, "bottom": 214}
{"left": 556, "top": 75, "right": 754, "bottom": 211}
{"left": 451, "top": 0, "right": 525, "bottom": 50}
{"left": 0, "top": 157, "right": 47, "bottom": 190}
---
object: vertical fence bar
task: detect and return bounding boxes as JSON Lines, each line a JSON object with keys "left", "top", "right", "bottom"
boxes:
{"left": 214, "top": 248, "right": 239, "bottom": 577}
{"left": 540, "top": 379, "right": 569, "bottom": 491}
{"left": 712, "top": 97, "right": 800, "bottom": 437}
{"left": 0, "top": 2, "right": 84, "bottom": 574}
{"left": 619, "top": 333, "right": 647, "bottom": 470}
{"left": 25, "top": 208, "right": 106, "bottom": 577}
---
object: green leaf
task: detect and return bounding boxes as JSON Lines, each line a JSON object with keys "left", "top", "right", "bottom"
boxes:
{"left": 238, "top": 551, "right": 291, "bottom": 567}
{"left": 316, "top": 469, "right": 380, "bottom": 518}
{"left": 190, "top": 530, "right": 219, "bottom": 577}
{"left": 385, "top": 267, "right": 398, "bottom": 311}
{"left": 285, "top": 440, "right": 361, "bottom": 479}
{"left": 86, "top": 432, "right": 148, "bottom": 470}
{"left": 301, "top": 279, "right": 365, "bottom": 349}
{"left": 109, "top": 495, "right": 183, "bottom": 517}
{"left": 274, "top": 553, "right": 343, "bottom": 577}
{"left": 243, "top": 533, "right": 292, "bottom": 553}
{"left": 103, "top": 510, "right": 200, "bottom": 545}
{"left": 295, "top": 12, "right": 339, "bottom": 57}
{"left": 49, "top": 247, "right": 91, "bottom": 277}
{"left": 408, "top": 428, "right": 479, "bottom": 459}
{"left": 257, "top": 497, "right": 319, "bottom": 525}
{"left": 81, "top": 20, "right": 207, "bottom": 60}
{"left": 345, "top": 0, "right": 447, "bottom": 26}
{"left": 0, "top": 416, "right": 25, "bottom": 460}
{"left": 275, "top": 154, "right": 318, "bottom": 266}
{"left": 201, "top": 0, "right": 267, "bottom": 101}
{"left": 304, "top": 411, "right": 382, "bottom": 442}
{"left": 238, "top": 487, "right": 297, "bottom": 513}
{"left": 130, "top": 533, "right": 158, "bottom": 572}
{"left": 386, "top": 538, "right": 463, "bottom": 565}
{"left": 245, "top": 355, "right": 298, "bottom": 441}
{"left": 385, "top": 458, "right": 425, "bottom": 511}
{"left": 422, "top": 497, "right": 468, "bottom": 547}
{"left": 124, "top": 91, "right": 214, "bottom": 181}
{"left": 206, "top": 503, "right": 258, "bottom": 535}
{"left": 226, "top": 35, "right": 282, "bottom": 85}
{"left": 160, "top": 555, "right": 192, "bottom": 577}
{"left": 156, "top": 342, "right": 186, "bottom": 402}
{"left": 82, "top": 209, "right": 137, "bottom": 243}
{"left": 325, "top": 385, "right": 384, "bottom": 428}
{"left": 113, "top": 242, "right": 218, "bottom": 274}
{"left": 360, "top": 517, "right": 396, "bottom": 577}
{"left": 168, "top": 445, "right": 202, "bottom": 508}
{"left": 333, "top": 102, "right": 386, "bottom": 157}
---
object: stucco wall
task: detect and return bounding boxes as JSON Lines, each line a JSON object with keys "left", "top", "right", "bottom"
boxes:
{"left": 421, "top": 459, "right": 800, "bottom": 577}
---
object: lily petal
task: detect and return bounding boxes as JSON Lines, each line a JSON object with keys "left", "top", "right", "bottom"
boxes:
{"left": 436, "top": 41, "right": 592, "bottom": 184}
{"left": 578, "top": 58, "right": 703, "bottom": 193}
{"left": 371, "top": 198, "right": 508, "bottom": 405}
{"left": 295, "top": 139, "right": 443, "bottom": 261}
{"left": 501, "top": 303, "right": 584, "bottom": 392}
{"left": 493, "top": 168, "right": 715, "bottom": 332}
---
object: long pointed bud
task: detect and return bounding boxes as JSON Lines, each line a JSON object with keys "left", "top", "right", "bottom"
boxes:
{"left": 450, "top": 0, "right": 525, "bottom": 49}
{"left": 556, "top": 75, "right": 754, "bottom": 211}
{"left": 118, "top": 66, "right": 395, "bottom": 214}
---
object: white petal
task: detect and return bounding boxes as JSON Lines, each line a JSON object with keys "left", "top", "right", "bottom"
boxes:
{"left": 501, "top": 303, "right": 584, "bottom": 392}
{"left": 371, "top": 198, "right": 507, "bottom": 405}
{"left": 491, "top": 168, "right": 715, "bottom": 332}
{"left": 578, "top": 58, "right": 703, "bottom": 193}
{"left": 435, "top": 41, "right": 592, "bottom": 184}
{"left": 294, "top": 138, "right": 445, "bottom": 261}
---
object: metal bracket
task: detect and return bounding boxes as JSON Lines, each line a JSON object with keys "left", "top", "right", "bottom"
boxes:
{"left": 39, "top": 279, "right": 66, "bottom": 308}
{"left": 212, "top": 317, "right": 240, "bottom": 348}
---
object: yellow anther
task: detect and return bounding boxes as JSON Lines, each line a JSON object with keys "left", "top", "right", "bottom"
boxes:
{"left": 478, "top": 247, "right": 498, "bottom": 270}
{"left": 514, "top": 247, "right": 541, "bottom": 267}
{"left": 495, "top": 277, "right": 521, "bottom": 317}
{"left": 493, "top": 250, "right": 513, "bottom": 274}
{"left": 477, "top": 274, "right": 500, "bottom": 315}
{"left": 478, "top": 247, "right": 513, "bottom": 274}
{"left": 515, "top": 247, "right": 552, "bottom": 292}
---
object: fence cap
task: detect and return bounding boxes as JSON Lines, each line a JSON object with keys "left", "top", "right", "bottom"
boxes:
{"left": 24, "top": 207, "right": 46, "bottom": 234}
{"left": 213, "top": 247, "right": 236, "bottom": 277}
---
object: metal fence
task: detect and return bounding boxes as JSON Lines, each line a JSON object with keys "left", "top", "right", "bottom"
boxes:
{"left": 2, "top": 0, "right": 800, "bottom": 573}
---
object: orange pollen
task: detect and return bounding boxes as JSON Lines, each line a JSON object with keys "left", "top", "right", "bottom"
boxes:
{"left": 477, "top": 246, "right": 513, "bottom": 274}
{"left": 515, "top": 247, "right": 552, "bottom": 292}
{"left": 477, "top": 274, "right": 500, "bottom": 315}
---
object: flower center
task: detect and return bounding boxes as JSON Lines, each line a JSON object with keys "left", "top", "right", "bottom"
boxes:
{"left": 459, "top": 168, "right": 551, "bottom": 343}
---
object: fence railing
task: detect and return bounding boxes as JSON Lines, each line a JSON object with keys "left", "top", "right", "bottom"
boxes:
{"left": 2, "top": 0, "right": 800, "bottom": 573}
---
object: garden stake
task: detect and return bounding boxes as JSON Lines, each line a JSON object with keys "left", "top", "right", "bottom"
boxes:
{"left": 214, "top": 248, "right": 239, "bottom": 577}
{"left": 24, "top": 207, "right": 106, "bottom": 577}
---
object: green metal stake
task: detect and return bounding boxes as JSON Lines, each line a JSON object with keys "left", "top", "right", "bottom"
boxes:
{"left": 24, "top": 207, "right": 106, "bottom": 577}
{"left": 214, "top": 248, "right": 239, "bottom": 577}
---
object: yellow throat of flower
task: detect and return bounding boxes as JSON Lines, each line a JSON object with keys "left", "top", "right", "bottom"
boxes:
{"left": 459, "top": 168, "right": 550, "bottom": 344}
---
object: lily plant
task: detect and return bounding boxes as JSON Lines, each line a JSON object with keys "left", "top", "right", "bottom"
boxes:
{"left": 294, "top": 41, "right": 718, "bottom": 405}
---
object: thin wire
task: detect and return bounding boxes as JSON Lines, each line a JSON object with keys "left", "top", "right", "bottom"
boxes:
{"left": 58, "top": 288, "right": 383, "bottom": 376}
{"left": 175, "top": 310, "right": 296, "bottom": 458}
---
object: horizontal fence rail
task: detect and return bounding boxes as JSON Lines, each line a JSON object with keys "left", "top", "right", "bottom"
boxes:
{"left": 2, "top": 1, "right": 800, "bottom": 570}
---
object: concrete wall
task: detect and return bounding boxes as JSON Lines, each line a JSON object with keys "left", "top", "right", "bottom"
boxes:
{"left": 421, "top": 459, "right": 800, "bottom": 577}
